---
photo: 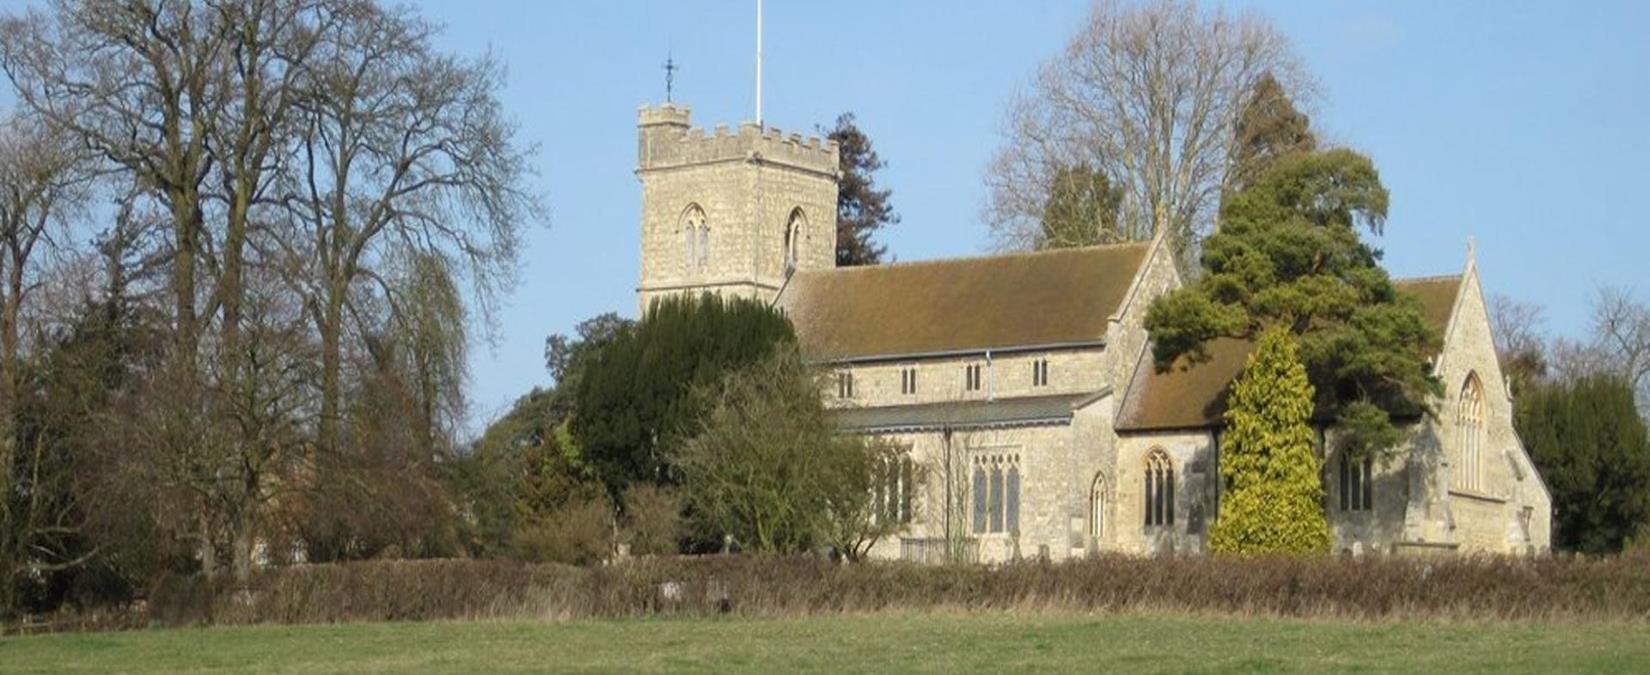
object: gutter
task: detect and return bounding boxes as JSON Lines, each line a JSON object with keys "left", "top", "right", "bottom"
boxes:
{"left": 842, "top": 415, "right": 1074, "bottom": 435}
{"left": 809, "top": 337, "right": 1108, "bottom": 366}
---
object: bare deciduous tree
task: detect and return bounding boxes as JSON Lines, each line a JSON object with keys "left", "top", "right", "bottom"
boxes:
{"left": 2, "top": 0, "right": 538, "bottom": 583}
{"left": 1591, "top": 286, "right": 1650, "bottom": 417}
{"left": 281, "top": 0, "right": 536, "bottom": 460}
{"left": 0, "top": 113, "right": 92, "bottom": 616}
{"left": 1489, "top": 293, "right": 1548, "bottom": 397}
{"left": 984, "top": 0, "right": 1307, "bottom": 263}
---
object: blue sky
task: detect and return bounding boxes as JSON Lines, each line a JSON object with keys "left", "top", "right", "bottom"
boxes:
{"left": 7, "top": 2, "right": 1650, "bottom": 431}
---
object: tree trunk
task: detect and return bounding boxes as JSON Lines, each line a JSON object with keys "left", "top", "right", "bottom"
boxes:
{"left": 0, "top": 253, "right": 20, "bottom": 616}
{"left": 197, "top": 507, "right": 217, "bottom": 579}
{"left": 232, "top": 495, "right": 256, "bottom": 583}
{"left": 221, "top": 174, "right": 251, "bottom": 582}
{"left": 319, "top": 281, "right": 344, "bottom": 460}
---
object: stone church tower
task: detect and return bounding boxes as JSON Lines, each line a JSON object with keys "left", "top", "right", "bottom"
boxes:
{"left": 635, "top": 103, "right": 840, "bottom": 311}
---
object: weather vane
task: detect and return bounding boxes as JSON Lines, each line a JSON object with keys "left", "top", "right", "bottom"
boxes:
{"left": 663, "top": 51, "right": 679, "bottom": 103}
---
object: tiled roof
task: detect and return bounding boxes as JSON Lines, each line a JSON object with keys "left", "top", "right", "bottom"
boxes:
{"left": 777, "top": 242, "right": 1151, "bottom": 361}
{"left": 1115, "top": 275, "right": 1463, "bottom": 432}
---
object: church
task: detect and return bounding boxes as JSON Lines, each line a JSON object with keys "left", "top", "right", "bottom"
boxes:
{"left": 634, "top": 102, "right": 1552, "bottom": 561}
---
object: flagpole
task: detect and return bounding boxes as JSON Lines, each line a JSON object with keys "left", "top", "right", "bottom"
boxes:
{"left": 755, "top": 0, "right": 763, "bottom": 127}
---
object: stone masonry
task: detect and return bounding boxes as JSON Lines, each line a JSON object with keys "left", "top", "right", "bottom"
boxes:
{"left": 632, "top": 101, "right": 1551, "bottom": 561}
{"left": 636, "top": 104, "right": 839, "bottom": 312}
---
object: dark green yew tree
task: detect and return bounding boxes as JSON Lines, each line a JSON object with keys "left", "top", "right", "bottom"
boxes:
{"left": 572, "top": 294, "right": 795, "bottom": 494}
{"left": 1516, "top": 375, "right": 1650, "bottom": 553}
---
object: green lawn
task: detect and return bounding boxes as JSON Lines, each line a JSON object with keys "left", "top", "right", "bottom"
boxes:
{"left": 2, "top": 613, "right": 1647, "bottom": 674}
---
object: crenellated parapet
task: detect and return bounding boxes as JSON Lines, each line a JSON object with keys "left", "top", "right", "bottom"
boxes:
{"left": 637, "top": 103, "right": 839, "bottom": 177}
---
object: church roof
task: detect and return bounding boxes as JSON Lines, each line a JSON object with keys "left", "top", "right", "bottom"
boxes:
{"left": 777, "top": 242, "right": 1151, "bottom": 362}
{"left": 1115, "top": 275, "right": 1464, "bottom": 432}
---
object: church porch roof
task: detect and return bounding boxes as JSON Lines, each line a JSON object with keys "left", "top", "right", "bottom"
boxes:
{"left": 1115, "top": 275, "right": 1464, "bottom": 432}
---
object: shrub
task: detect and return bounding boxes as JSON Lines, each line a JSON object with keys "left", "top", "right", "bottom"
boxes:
{"left": 674, "top": 349, "right": 905, "bottom": 557}
{"left": 1517, "top": 374, "right": 1650, "bottom": 554}
{"left": 121, "top": 549, "right": 1650, "bottom": 630}
{"left": 621, "top": 484, "right": 683, "bottom": 556}
{"left": 509, "top": 496, "right": 612, "bottom": 566}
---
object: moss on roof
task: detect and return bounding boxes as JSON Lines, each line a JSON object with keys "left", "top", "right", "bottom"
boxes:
{"left": 778, "top": 243, "right": 1151, "bottom": 361}
{"left": 1116, "top": 275, "right": 1463, "bottom": 432}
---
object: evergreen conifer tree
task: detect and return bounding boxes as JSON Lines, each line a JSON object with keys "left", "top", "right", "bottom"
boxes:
{"left": 1516, "top": 374, "right": 1650, "bottom": 553}
{"left": 1210, "top": 326, "right": 1331, "bottom": 554}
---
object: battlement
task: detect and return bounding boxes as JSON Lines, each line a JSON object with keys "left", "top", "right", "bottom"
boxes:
{"left": 637, "top": 103, "right": 839, "bottom": 175}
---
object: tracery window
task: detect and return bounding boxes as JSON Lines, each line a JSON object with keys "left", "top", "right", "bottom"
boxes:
{"left": 971, "top": 453, "right": 1021, "bottom": 535}
{"left": 1144, "top": 449, "right": 1174, "bottom": 527}
{"left": 1456, "top": 373, "right": 1485, "bottom": 492}
{"left": 873, "top": 455, "right": 914, "bottom": 525}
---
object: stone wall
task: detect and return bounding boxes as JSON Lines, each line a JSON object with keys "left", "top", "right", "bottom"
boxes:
{"left": 1113, "top": 430, "right": 1218, "bottom": 554}
{"left": 1322, "top": 429, "right": 1413, "bottom": 555}
{"left": 1424, "top": 264, "right": 1553, "bottom": 553}
{"left": 1098, "top": 234, "right": 1182, "bottom": 395}
{"left": 861, "top": 418, "right": 1105, "bottom": 564}
{"left": 827, "top": 349, "right": 1109, "bottom": 409}
{"left": 635, "top": 104, "right": 839, "bottom": 312}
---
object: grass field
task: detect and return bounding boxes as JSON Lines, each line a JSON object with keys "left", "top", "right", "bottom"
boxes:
{"left": 3, "top": 613, "right": 1648, "bottom": 674}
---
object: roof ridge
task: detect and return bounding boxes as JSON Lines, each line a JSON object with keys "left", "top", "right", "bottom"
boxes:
{"left": 1395, "top": 273, "right": 1463, "bottom": 284}
{"left": 796, "top": 240, "right": 1151, "bottom": 276}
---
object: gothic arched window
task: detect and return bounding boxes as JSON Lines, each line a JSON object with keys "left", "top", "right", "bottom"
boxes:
{"left": 1339, "top": 450, "right": 1374, "bottom": 512}
{"left": 1089, "top": 473, "right": 1106, "bottom": 542}
{"left": 1456, "top": 373, "right": 1485, "bottom": 492}
{"left": 971, "top": 453, "right": 1022, "bottom": 535}
{"left": 783, "top": 207, "right": 805, "bottom": 272}
{"left": 1144, "top": 449, "right": 1174, "bottom": 527}
{"left": 681, "top": 204, "right": 707, "bottom": 273}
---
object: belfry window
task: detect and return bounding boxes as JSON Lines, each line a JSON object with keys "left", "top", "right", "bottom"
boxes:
{"left": 900, "top": 367, "right": 918, "bottom": 395}
{"left": 681, "top": 204, "right": 708, "bottom": 273}
{"left": 784, "top": 208, "right": 805, "bottom": 272}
